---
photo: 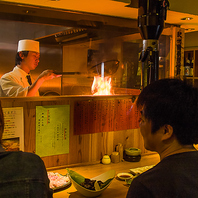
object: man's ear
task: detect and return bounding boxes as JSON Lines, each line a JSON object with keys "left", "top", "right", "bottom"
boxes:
{"left": 161, "top": 124, "right": 174, "bottom": 141}
{"left": 19, "top": 52, "right": 24, "bottom": 59}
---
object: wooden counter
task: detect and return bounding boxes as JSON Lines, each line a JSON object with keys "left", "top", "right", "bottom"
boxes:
{"left": 50, "top": 153, "right": 160, "bottom": 198}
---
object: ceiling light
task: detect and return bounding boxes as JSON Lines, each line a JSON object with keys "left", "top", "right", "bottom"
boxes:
{"left": 185, "top": 28, "right": 195, "bottom": 31}
{"left": 181, "top": 17, "right": 193, "bottom": 21}
{"left": 125, "top": 0, "right": 138, "bottom": 8}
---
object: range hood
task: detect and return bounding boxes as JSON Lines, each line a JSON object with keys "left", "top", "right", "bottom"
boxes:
{"left": 36, "top": 27, "right": 139, "bottom": 45}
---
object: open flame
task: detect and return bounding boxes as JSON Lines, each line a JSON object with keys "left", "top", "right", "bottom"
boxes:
{"left": 91, "top": 76, "right": 112, "bottom": 95}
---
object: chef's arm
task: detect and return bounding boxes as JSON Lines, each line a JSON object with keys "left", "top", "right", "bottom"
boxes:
{"left": 27, "top": 70, "right": 61, "bottom": 97}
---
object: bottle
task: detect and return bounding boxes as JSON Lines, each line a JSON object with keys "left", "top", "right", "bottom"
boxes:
{"left": 121, "top": 63, "right": 127, "bottom": 87}
{"left": 184, "top": 53, "right": 191, "bottom": 76}
{"left": 190, "top": 57, "right": 194, "bottom": 77}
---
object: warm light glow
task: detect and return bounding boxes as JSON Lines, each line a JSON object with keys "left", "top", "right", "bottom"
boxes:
{"left": 181, "top": 17, "right": 193, "bottom": 21}
{"left": 91, "top": 76, "right": 112, "bottom": 95}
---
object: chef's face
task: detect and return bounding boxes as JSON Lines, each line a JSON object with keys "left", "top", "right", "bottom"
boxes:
{"left": 23, "top": 51, "right": 40, "bottom": 71}
{"left": 139, "top": 108, "right": 162, "bottom": 152}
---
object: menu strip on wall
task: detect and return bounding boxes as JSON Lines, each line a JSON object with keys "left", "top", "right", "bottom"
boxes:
{"left": 74, "top": 98, "right": 140, "bottom": 135}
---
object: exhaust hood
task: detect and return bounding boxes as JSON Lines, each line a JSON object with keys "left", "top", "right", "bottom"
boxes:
{"left": 55, "top": 28, "right": 88, "bottom": 43}
{"left": 36, "top": 27, "right": 139, "bottom": 45}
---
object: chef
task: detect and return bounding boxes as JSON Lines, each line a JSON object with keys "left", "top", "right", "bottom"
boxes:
{"left": 0, "top": 39, "right": 61, "bottom": 97}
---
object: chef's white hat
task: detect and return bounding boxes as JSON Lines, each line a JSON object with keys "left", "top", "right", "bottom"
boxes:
{"left": 17, "top": 39, "right": 40, "bottom": 53}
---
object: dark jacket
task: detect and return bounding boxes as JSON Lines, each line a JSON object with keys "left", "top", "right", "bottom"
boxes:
{"left": 126, "top": 151, "right": 198, "bottom": 198}
{"left": 0, "top": 147, "right": 53, "bottom": 198}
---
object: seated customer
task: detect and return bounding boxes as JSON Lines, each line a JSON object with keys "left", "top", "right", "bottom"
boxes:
{"left": 0, "top": 102, "right": 52, "bottom": 197}
{"left": 127, "top": 78, "right": 198, "bottom": 198}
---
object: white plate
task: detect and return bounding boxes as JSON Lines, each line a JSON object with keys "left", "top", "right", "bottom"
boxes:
{"left": 117, "top": 173, "right": 133, "bottom": 180}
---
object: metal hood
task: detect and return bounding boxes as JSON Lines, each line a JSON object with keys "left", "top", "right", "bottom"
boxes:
{"left": 35, "top": 27, "right": 139, "bottom": 45}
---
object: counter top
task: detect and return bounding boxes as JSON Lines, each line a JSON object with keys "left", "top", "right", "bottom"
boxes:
{"left": 0, "top": 93, "right": 138, "bottom": 102}
{"left": 49, "top": 153, "right": 160, "bottom": 198}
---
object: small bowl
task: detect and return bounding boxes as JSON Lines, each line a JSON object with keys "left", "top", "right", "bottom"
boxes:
{"left": 125, "top": 148, "right": 141, "bottom": 156}
{"left": 68, "top": 169, "right": 115, "bottom": 197}
{"left": 117, "top": 173, "right": 133, "bottom": 180}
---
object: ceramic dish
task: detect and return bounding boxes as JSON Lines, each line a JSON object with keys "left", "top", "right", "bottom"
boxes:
{"left": 117, "top": 173, "right": 133, "bottom": 180}
{"left": 67, "top": 168, "right": 115, "bottom": 197}
{"left": 48, "top": 172, "right": 71, "bottom": 192}
{"left": 125, "top": 148, "right": 141, "bottom": 156}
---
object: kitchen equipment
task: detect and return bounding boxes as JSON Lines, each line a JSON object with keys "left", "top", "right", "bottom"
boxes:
{"left": 53, "top": 72, "right": 82, "bottom": 75}
{"left": 88, "top": 60, "right": 120, "bottom": 76}
{"left": 138, "top": 0, "right": 169, "bottom": 87}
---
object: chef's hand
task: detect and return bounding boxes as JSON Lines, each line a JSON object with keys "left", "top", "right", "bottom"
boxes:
{"left": 38, "top": 70, "right": 62, "bottom": 81}
{"left": 27, "top": 70, "right": 61, "bottom": 96}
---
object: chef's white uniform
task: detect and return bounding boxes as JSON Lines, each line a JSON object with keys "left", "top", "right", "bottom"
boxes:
{"left": 0, "top": 66, "right": 39, "bottom": 97}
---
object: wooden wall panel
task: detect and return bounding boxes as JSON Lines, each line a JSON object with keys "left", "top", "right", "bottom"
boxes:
{"left": 0, "top": 95, "right": 152, "bottom": 168}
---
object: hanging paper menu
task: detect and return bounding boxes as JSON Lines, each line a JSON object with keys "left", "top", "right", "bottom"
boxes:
{"left": 2, "top": 107, "right": 24, "bottom": 151}
{"left": 36, "top": 105, "right": 70, "bottom": 157}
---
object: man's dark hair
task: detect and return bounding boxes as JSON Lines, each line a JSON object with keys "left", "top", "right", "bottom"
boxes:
{"left": 136, "top": 78, "right": 198, "bottom": 145}
{"left": 15, "top": 51, "right": 29, "bottom": 65}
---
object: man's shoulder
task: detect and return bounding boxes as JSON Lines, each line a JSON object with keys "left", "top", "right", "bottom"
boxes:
{"left": 11, "top": 151, "right": 42, "bottom": 160}
{"left": 1, "top": 68, "right": 18, "bottom": 79}
{"left": 132, "top": 162, "right": 168, "bottom": 182}
{"left": 0, "top": 151, "right": 43, "bottom": 164}
{"left": 0, "top": 151, "right": 47, "bottom": 177}
{"left": 0, "top": 67, "right": 26, "bottom": 84}
{"left": 1, "top": 70, "right": 14, "bottom": 79}
{"left": 134, "top": 151, "right": 198, "bottom": 181}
